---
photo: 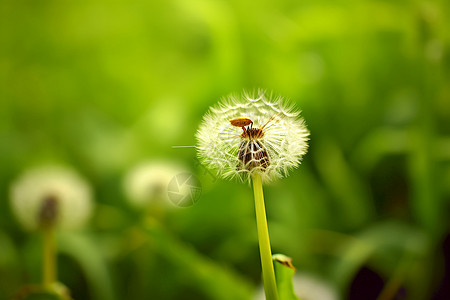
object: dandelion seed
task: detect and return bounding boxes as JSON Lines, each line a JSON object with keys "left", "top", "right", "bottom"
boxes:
{"left": 196, "top": 90, "right": 309, "bottom": 183}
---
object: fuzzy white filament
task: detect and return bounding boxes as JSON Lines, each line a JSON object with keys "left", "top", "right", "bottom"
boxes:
{"left": 196, "top": 91, "right": 309, "bottom": 182}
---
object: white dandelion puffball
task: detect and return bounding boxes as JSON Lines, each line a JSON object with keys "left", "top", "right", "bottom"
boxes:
{"left": 10, "top": 166, "right": 93, "bottom": 231}
{"left": 196, "top": 91, "right": 309, "bottom": 182}
{"left": 123, "top": 160, "right": 185, "bottom": 208}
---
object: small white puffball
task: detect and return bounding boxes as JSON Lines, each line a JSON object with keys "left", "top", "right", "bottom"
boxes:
{"left": 123, "top": 160, "right": 187, "bottom": 208}
{"left": 10, "top": 166, "right": 93, "bottom": 231}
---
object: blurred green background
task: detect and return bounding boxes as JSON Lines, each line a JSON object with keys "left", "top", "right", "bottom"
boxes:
{"left": 1, "top": 0, "right": 449, "bottom": 299}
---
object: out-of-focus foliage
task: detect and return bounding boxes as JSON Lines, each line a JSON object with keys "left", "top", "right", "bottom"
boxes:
{"left": 0, "top": 0, "right": 449, "bottom": 299}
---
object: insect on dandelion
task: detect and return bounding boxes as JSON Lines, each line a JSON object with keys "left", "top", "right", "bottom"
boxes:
{"left": 196, "top": 90, "right": 309, "bottom": 183}
{"left": 196, "top": 90, "right": 309, "bottom": 300}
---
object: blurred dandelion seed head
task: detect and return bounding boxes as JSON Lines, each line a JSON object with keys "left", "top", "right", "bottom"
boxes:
{"left": 10, "top": 166, "right": 93, "bottom": 231}
{"left": 123, "top": 160, "right": 187, "bottom": 208}
{"left": 196, "top": 90, "right": 309, "bottom": 182}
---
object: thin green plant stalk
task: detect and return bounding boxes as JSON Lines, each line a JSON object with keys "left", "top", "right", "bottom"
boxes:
{"left": 42, "top": 226, "right": 57, "bottom": 288}
{"left": 252, "top": 173, "right": 279, "bottom": 300}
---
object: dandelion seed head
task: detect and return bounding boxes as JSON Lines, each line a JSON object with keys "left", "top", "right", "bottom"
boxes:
{"left": 123, "top": 160, "right": 185, "bottom": 208}
{"left": 196, "top": 90, "right": 309, "bottom": 182}
{"left": 9, "top": 166, "right": 93, "bottom": 231}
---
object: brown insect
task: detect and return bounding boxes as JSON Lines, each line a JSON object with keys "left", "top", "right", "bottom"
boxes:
{"left": 229, "top": 114, "right": 277, "bottom": 139}
{"left": 229, "top": 117, "right": 253, "bottom": 128}
{"left": 229, "top": 115, "right": 278, "bottom": 171}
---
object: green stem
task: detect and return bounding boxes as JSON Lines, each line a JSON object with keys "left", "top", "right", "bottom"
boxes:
{"left": 252, "top": 173, "right": 279, "bottom": 300}
{"left": 42, "top": 226, "right": 56, "bottom": 287}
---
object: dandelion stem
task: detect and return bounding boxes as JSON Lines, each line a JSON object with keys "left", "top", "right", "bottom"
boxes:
{"left": 252, "top": 173, "right": 279, "bottom": 300}
{"left": 42, "top": 226, "right": 56, "bottom": 287}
